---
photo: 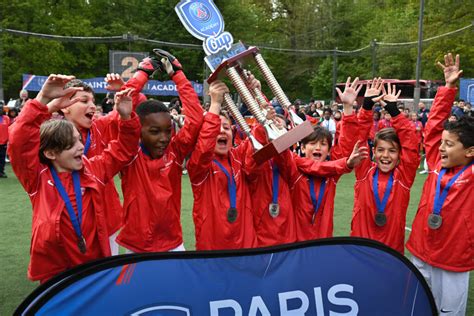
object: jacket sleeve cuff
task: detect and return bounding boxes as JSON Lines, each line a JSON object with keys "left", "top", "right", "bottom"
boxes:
{"left": 363, "top": 96, "right": 376, "bottom": 110}
{"left": 384, "top": 101, "right": 400, "bottom": 117}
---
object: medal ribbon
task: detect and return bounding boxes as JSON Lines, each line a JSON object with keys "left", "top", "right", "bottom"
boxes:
{"left": 373, "top": 169, "right": 394, "bottom": 214}
{"left": 50, "top": 168, "right": 84, "bottom": 245}
{"left": 308, "top": 176, "right": 326, "bottom": 224}
{"left": 83, "top": 131, "right": 91, "bottom": 156}
{"left": 272, "top": 162, "right": 279, "bottom": 205}
{"left": 433, "top": 161, "right": 473, "bottom": 215}
{"left": 213, "top": 159, "right": 237, "bottom": 209}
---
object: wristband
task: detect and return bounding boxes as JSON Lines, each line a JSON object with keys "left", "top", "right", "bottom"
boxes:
{"left": 384, "top": 101, "right": 401, "bottom": 117}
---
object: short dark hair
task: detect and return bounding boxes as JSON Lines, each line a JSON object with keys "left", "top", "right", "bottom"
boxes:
{"left": 301, "top": 126, "right": 333, "bottom": 149}
{"left": 64, "top": 79, "right": 94, "bottom": 97}
{"left": 374, "top": 127, "right": 401, "bottom": 149}
{"left": 323, "top": 108, "right": 332, "bottom": 115}
{"left": 444, "top": 116, "right": 474, "bottom": 148}
{"left": 136, "top": 100, "right": 169, "bottom": 121}
{"left": 39, "top": 119, "right": 76, "bottom": 165}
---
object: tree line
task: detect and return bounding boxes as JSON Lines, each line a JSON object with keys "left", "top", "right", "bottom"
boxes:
{"left": 1, "top": 0, "right": 472, "bottom": 102}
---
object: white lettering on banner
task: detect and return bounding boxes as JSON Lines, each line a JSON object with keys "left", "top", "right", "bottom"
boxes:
{"left": 209, "top": 284, "right": 359, "bottom": 316}
{"left": 279, "top": 290, "right": 309, "bottom": 315}
{"left": 328, "top": 284, "right": 358, "bottom": 316}
{"left": 204, "top": 32, "right": 234, "bottom": 55}
{"left": 200, "top": 22, "right": 218, "bottom": 32}
{"left": 248, "top": 296, "right": 271, "bottom": 316}
{"left": 210, "top": 299, "right": 242, "bottom": 316}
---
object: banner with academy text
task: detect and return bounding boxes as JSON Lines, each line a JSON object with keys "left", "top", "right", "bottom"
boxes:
{"left": 22, "top": 74, "right": 204, "bottom": 97}
{"left": 16, "top": 238, "right": 436, "bottom": 315}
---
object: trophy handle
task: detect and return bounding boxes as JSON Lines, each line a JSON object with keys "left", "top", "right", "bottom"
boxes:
{"left": 253, "top": 53, "right": 304, "bottom": 126}
{"left": 222, "top": 93, "right": 263, "bottom": 151}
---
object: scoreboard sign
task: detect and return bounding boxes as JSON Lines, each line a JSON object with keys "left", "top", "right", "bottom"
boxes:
{"left": 109, "top": 51, "right": 148, "bottom": 80}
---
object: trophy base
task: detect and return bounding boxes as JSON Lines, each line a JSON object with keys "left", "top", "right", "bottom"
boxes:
{"left": 207, "top": 46, "right": 259, "bottom": 83}
{"left": 253, "top": 120, "right": 314, "bottom": 165}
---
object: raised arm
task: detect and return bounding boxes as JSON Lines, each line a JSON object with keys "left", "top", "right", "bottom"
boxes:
{"left": 424, "top": 53, "right": 461, "bottom": 169}
{"left": 153, "top": 49, "right": 204, "bottom": 160}
{"left": 9, "top": 75, "right": 82, "bottom": 193}
{"left": 382, "top": 84, "right": 420, "bottom": 186}
{"left": 332, "top": 77, "right": 362, "bottom": 159}
{"left": 88, "top": 88, "right": 140, "bottom": 183}
{"left": 187, "top": 81, "right": 227, "bottom": 184}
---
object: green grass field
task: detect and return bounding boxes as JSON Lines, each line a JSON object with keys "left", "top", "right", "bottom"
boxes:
{"left": 0, "top": 163, "right": 472, "bottom": 315}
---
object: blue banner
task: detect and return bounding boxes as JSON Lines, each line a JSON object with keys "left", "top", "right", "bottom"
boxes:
{"left": 460, "top": 78, "right": 474, "bottom": 103}
{"left": 16, "top": 238, "right": 435, "bottom": 315}
{"left": 22, "top": 74, "right": 204, "bottom": 97}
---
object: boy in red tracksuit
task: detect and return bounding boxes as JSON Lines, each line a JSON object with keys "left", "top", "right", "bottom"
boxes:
{"left": 289, "top": 77, "right": 364, "bottom": 241}
{"left": 0, "top": 112, "right": 10, "bottom": 178}
{"left": 8, "top": 75, "right": 139, "bottom": 282}
{"left": 406, "top": 54, "right": 473, "bottom": 315}
{"left": 187, "top": 81, "right": 257, "bottom": 250}
{"left": 409, "top": 111, "right": 424, "bottom": 154}
{"left": 350, "top": 80, "right": 420, "bottom": 254}
{"left": 117, "top": 50, "right": 204, "bottom": 253}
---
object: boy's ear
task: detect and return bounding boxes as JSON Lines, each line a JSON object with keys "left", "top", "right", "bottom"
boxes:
{"left": 43, "top": 150, "right": 57, "bottom": 161}
{"left": 61, "top": 107, "right": 71, "bottom": 115}
{"left": 465, "top": 146, "right": 474, "bottom": 158}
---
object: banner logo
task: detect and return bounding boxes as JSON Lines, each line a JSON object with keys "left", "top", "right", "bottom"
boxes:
{"left": 176, "top": 0, "right": 234, "bottom": 58}
{"left": 175, "top": 0, "right": 224, "bottom": 41}
{"left": 189, "top": 2, "right": 211, "bottom": 22}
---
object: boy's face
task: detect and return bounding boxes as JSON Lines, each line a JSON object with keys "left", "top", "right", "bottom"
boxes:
{"left": 302, "top": 139, "right": 330, "bottom": 162}
{"left": 275, "top": 116, "right": 287, "bottom": 130}
{"left": 439, "top": 130, "right": 473, "bottom": 168}
{"left": 140, "top": 112, "right": 172, "bottom": 159}
{"left": 410, "top": 113, "right": 418, "bottom": 121}
{"left": 214, "top": 116, "right": 233, "bottom": 156}
{"left": 45, "top": 128, "right": 84, "bottom": 172}
{"left": 384, "top": 113, "right": 391, "bottom": 120}
{"left": 324, "top": 111, "right": 331, "bottom": 120}
{"left": 62, "top": 91, "right": 96, "bottom": 130}
{"left": 374, "top": 140, "right": 400, "bottom": 173}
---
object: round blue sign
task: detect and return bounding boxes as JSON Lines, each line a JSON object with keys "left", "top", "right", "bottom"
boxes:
{"left": 189, "top": 2, "right": 212, "bottom": 22}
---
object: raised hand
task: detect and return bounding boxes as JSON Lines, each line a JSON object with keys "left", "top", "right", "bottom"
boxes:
{"left": 47, "top": 93, "right": 85, "bottom": 114}
{"left": 336, "top": 77, "right": 363, "bottom": 114}
{"left": 115, "top": 88, "right": 135, "bottom": 120}
{"left": 437, "top": 53, "right": 463, "bottom": 88}
{"left": 208, "top": 80, "right": 229, "bottom": 115}
{"left": 347, "top": 141, "right": 369, "bottom": 169}
{"left": 36, "top": 74, "right": 83, "bottom": 105}
{"left": 152, "top": 49, "right": 183, "bottom": 78}
{"left": 105, "top": 73, "right": 125, "bottom": 91}
{"left": 137, "top": 56, "right": 163, "bottom": 79}
{"left": 383, "top": 83, "right": 401, "bottom": 103}
{"left": 365, "top": 77, "right": 384, "bottom": 97}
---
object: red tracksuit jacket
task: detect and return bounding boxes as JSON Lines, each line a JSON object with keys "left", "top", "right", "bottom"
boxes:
{"left": 8, "top": 99, "right": 140, "bottom": 282}
{"left": 117, "top": 71, "right": 203, "bottom": 252}
{"left": 187, "top": 112, "right": 257, "bottom": 250}
{"left": 0, "top": 115, "right": 10, "bottom": 144}
{"left": 292, "top": 114, "right": 359, "bottom": 241}
{"left": 351, "top": 109, "right": 420, "bottom": 253}
{"left": 406, "top": 86, "right": 473, "bottom": 272}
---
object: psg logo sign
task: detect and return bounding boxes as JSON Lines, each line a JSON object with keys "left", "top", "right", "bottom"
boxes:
{"left": 189, "top": 2, "right": 211, "bottom": 22}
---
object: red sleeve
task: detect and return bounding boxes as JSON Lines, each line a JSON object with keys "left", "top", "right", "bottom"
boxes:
{"left": 7, "top": 99, "right": 51, "bottom": 193}
{"left": 331, "top": 113, "right": 358, "bottom": 160}
{"left": 424, "top": 86, "right": 457, "bottom": 170}
{"left": 295, "top": 155, "right": 352, "bottom": 178}
{"left": 187, "top": 112, "right": 221, "bottom": 184}
{"left": 168, "top": 71, "right": 204, "bottom": 161}
{"left": 391, "top": 114, "right": 421, "bottom": 187}
{"left": 354, "top": 108, "right": 374, "bottom": 179}
{"left": 88, "top": 114, "right": 141, "bottom": 183}
{"left": 121, "top": 71, "right": 149, "bottom": 111}
{"left": 91, "top": 111, "right": 120, "bottom": 144}
{"left": 357, "top": 108, "right": 373, "bottom": 143}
